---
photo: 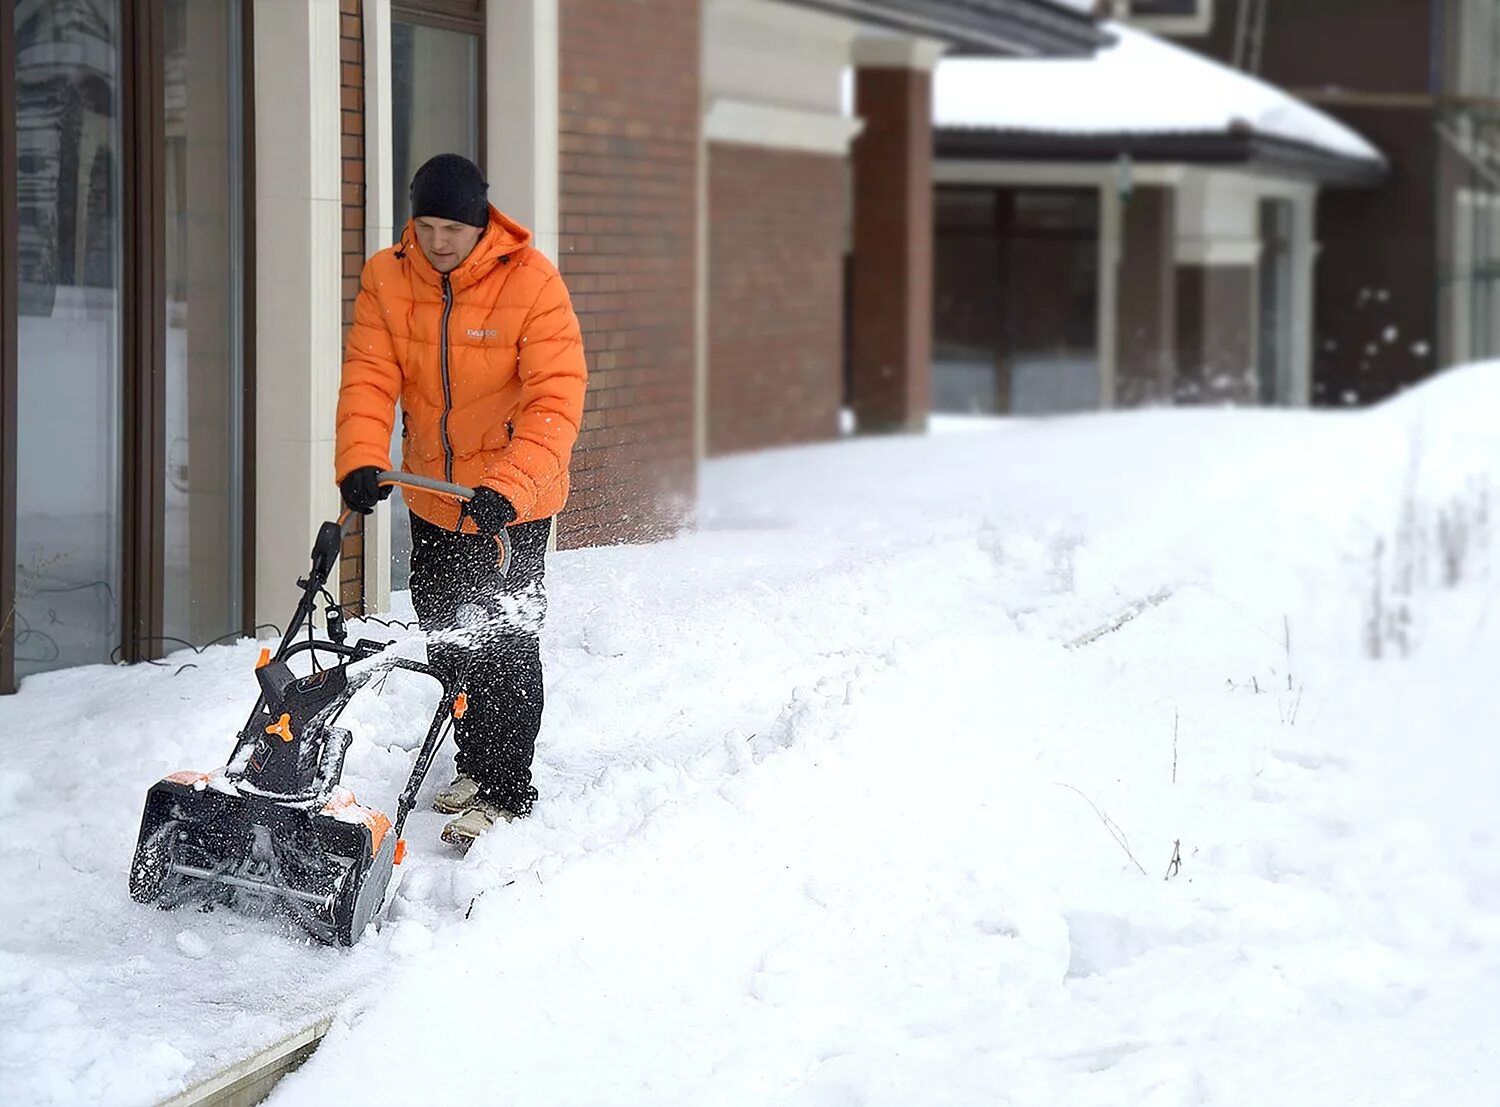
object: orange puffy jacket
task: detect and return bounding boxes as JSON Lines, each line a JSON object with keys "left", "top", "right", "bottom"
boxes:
{"left": 336, "top": 206, "right": 586, "bottom": 531}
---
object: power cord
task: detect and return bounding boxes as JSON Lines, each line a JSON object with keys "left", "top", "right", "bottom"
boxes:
{"left": 110, "top": 625, "right": 286, "bottom": 675}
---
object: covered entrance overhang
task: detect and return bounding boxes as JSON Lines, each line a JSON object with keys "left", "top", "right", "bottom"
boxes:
{"left": 929, "top": 20, "right": 1386, "bottom": 416}
{"left": 749, "top": 0, "right": 1108, "bottom": 436}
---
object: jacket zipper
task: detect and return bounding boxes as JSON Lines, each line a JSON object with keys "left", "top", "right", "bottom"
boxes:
{"left": 439, "top": 274, "right": 455, "bottom": 484}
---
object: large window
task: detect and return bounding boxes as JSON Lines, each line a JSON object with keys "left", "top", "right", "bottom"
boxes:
{"left": 13, "top": 0, "right": 125, "bottom": 676}
{"left": 3, "top": 0, "right": 248, "bottom": 688}
{"left": 934, "top": 186, "right": 1100, "bottom": 416}
{"left": 391, "top": 18, "right": 480, "bottom": 231}
{"left": 163, "top": 0, "right": 244, "bottom": 648}
{"left": 388, "top": 2, "right": 482, "bottom": 591}
{"left": 1439, "top": 0, "right": 1500, "bottom": 366}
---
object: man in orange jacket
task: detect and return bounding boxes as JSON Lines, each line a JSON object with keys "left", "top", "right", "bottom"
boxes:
{"left": 335, "top": 153, "right": 586, "bottom": 846}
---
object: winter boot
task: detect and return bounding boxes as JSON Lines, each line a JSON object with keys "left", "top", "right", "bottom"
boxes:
{"left": 431, "top": 775, "right": 481, "bottom": 815}
{"left": 440, "top": 799, "right": 519, "bottom": 847}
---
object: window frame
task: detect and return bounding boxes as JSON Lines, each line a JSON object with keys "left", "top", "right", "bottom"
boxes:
{"left": 390, "top": 0, "right": 487, "bottom": 175}
{"left": 1, "top": 0, "right": 16, "bottom": 692}
{"left": 0, "top": 0, "right": 257, "bottom": 691}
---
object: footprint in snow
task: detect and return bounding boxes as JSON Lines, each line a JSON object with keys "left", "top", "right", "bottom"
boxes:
{"left": 1270, "top": 748, "right": 1350, "bottom": 771}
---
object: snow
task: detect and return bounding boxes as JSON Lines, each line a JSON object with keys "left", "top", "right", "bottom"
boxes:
{"left": 4, "top": 361, "right": 1500, "bottom": 1105}
{"left": 934, "top": 21, "right": 1382, "bottom": 163}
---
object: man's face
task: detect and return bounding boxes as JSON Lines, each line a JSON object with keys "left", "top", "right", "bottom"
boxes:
{"left": 413, "top": 217, "right": 485, "bottom": 274}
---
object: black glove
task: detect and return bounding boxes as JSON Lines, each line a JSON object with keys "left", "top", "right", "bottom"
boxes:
{"left": 339, "top": 466, "right": 391, "bottom": 514}
{"left": 463, "top": 486, "right": 517, "bottom": 536}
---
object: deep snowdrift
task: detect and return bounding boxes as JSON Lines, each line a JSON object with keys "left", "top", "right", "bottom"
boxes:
{"left": 2, "top": 362, "right": 1498, "bottom": 1106}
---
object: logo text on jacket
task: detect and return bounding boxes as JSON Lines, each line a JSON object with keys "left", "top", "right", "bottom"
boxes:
{"left": 466, "top": 328, "right": 498, "bottom": 339}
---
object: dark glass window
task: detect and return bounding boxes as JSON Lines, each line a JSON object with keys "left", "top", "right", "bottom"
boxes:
{"left": 13, "top": 0, "right": 124, "bottom": 676}
{"left": 390, "top": 19, "right": 480, "bottom": 232}
{"left": 934, "top": 186, "right": 1100, "bottom": 416}
{"left": 7, "top": 0, "right": 246, "bottom": 683}
{"left": 162, "top": 0, "right": 244, "bottom": 648}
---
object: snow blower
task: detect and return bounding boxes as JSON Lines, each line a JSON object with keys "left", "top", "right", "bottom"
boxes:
{"left": 127, "top": 471, "right": 510, "bottom": 945}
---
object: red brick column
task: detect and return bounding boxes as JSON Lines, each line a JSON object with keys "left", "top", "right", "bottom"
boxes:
{"left": 849, "top": 65, "right": 933, "bottom": 433}
{"left": 557, "top": 0, "right": 699, "bottom": 547}
{"left": 338, "top": 0, "right": 366, "bottom": 612}
{"left": 707, "top": 143, "right": 845, "bottom": 456}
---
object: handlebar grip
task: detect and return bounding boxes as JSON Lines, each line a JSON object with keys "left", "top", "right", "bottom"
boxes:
{"left": 372, "top": 469, "right": 512, "bottom": 578}
{"left": 376, "top": 469, "right": 475, "bottom": 501}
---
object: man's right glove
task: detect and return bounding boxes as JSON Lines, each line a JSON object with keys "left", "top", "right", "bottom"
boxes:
{"left": 339, "top": 466, "right": 392, "bottom": 514}
{"left": 463, "top": 486, "right": 517, "bottom": 536}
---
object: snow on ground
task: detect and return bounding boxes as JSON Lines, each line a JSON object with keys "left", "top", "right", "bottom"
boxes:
{"left": 3, "top": 363, "right": 1499, "bottom": 1106}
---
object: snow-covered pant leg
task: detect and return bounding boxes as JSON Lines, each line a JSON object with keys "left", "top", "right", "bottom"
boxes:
{"left": 408, "top": 512, "right": 551, "bottom": 814}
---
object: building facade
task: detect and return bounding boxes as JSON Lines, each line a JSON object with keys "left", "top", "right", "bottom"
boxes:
{"left": 0, "top": 0, "right": 1101, "bottom": 691}
{"left": 1107, "top": 0, "right": 1500, "bottom": 404}
{"left": 930, "top": 21, "right": 1385, "bottom": 414}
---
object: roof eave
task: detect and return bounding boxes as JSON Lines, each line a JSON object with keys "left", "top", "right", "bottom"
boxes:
{"left": 780, "top": 0, "right": 1111, "bottom": 58}
{"left": 933, "top": 127, "right": 1388, "bottom": 186}
{"left": 1246, "top": 134, "right": 1388, "bottom": 188}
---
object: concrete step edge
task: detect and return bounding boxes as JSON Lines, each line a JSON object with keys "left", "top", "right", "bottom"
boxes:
{"left": 156, "top": 1016, "right": 335, "bottom": 1107}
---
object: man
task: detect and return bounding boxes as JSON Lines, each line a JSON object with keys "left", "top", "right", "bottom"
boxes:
{"left": 335, "top": 153, "right": 586, "bottom": 846}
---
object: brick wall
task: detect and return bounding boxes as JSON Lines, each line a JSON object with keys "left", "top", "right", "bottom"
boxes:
{"left": 707, "top": 143, "right": 845, "bottom": 456}
{"left": 338, "top": 0, "right": 365, "bottom": 611}
{"left": 556, "top": 0, "right": 699, "bottom": 547}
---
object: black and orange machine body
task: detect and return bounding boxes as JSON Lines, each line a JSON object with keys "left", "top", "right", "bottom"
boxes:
{"left": 127, "top": 471, "right": 502, "bottom": 944}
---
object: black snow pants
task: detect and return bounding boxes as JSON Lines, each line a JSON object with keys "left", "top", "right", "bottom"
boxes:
{"left": 409, "top": 511, "right": 551, "bottom": 815}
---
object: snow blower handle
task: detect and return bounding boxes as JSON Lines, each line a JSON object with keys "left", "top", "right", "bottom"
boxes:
{"left": 374, "top": 469, "right": 512, "bottom": 579}
{"left": 375, "top": 469, "right": 474, "bottom": 502}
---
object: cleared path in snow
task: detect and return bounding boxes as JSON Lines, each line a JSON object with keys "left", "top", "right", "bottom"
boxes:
{"left": 3, "top": 372, "right": 1499, "bottom": 1106}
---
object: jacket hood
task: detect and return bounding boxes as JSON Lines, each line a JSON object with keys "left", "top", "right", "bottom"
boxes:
{"left": 399, "top": 204, "right": 533, "bottom": 290}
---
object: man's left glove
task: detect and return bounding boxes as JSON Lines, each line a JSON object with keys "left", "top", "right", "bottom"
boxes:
{"left": 463, "top": 486, "right": 517, "bottom": 536}
{"left": 340, "top": 466, "right": 392, "bottom": 514}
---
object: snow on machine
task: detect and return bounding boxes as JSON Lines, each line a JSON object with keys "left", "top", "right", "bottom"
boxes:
{"left": 127, "top": 471, "right": 508, "bottom": 944}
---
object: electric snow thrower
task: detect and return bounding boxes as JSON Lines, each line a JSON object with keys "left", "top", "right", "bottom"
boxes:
{"left": 127, "top": 471, "right": 510, "bottom": 945}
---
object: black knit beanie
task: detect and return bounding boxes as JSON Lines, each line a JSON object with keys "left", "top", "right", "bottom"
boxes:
{"left": 409, "top": 153, "right": 490, "bottom": 228}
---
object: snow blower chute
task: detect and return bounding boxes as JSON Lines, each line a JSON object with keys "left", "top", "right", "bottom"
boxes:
{"left": 127, "top": 471, "right": 511, "bottom": 945}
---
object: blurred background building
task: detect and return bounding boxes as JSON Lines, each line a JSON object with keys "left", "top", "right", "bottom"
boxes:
{"left": 931, "top": 23, "right": 1386, "bottom": 414}
{"left": 1097, "top": 0, "right": 1500, "bottom": 407}
{"left": 1, "top": 0, "right": 1494, "bottom": 690}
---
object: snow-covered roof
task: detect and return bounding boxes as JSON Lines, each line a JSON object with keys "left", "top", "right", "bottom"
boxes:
{"left": 934, "top": 20, "right": 1382, "bottom": 164}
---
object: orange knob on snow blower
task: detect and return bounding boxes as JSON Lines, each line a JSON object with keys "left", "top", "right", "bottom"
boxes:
{"left": 265, "top": 713, "right": 294, "bottom": 743}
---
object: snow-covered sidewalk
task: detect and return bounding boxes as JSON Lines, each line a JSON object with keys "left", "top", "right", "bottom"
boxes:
{"left": 3, "top": 365, "right": 1499, "bottom": 1106}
